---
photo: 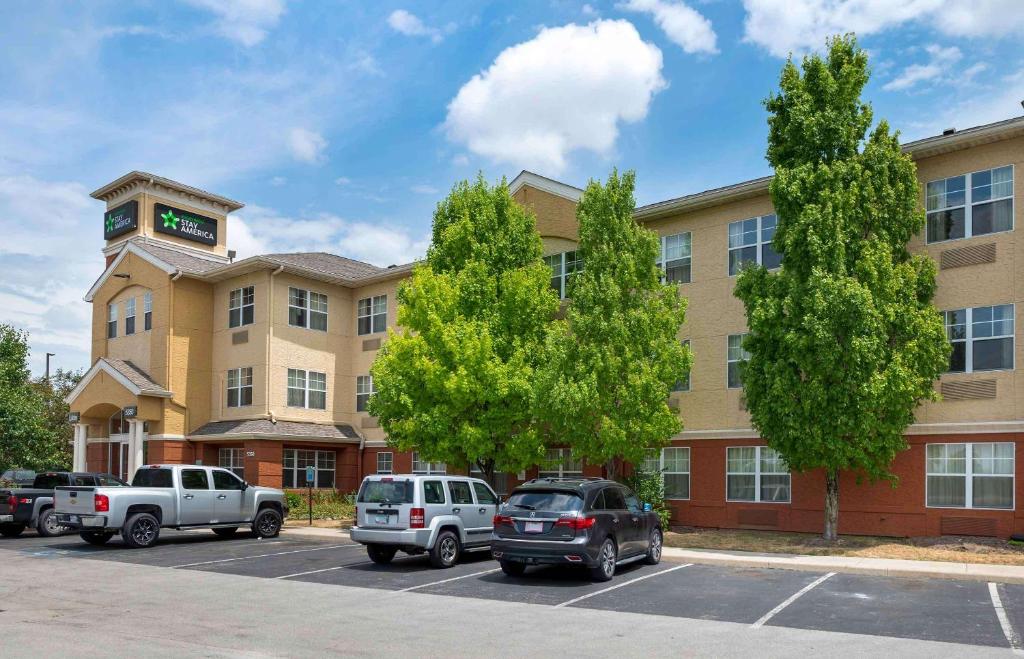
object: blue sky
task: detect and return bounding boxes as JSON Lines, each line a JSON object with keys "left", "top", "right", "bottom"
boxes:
{"left": 2, "top": 0, "right": 1023, "bottom": 374}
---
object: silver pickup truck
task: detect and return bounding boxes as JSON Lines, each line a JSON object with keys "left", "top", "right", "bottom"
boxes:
{"left": 54, "top": 464, "right": 288, "bottom": 548}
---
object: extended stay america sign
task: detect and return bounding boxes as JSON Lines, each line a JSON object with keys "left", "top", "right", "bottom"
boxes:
{"left": 154, "top": 202, "right": 218, "bottom": 246}
{"left": 103, "top": 200, "right": 139, "bottom": 240}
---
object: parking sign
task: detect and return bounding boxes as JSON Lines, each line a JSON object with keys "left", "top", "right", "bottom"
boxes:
{"left": 305, "top": 465, "right": 315, "bottom": 484}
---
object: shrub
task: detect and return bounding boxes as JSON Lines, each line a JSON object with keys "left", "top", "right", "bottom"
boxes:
{"left": 623, "top": 469, "right": 672, "bottom": 530}
{"left": 285, "top": 489, "right": 356, "bottom": 520}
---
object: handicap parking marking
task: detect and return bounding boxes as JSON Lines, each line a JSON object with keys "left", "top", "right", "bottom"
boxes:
{"left": 751, "top": 572, "right": 835, "bottom": 628}
{"left": 171, "top": 543, "right": 359, "bottom": 569}
{"left": 393, "top": 567, "right": 503, "bottom": 593}
{"left": 989, "top": 583, "right": 1024, "bottom": 656}
{"left": 553, "top": 563, "right": 693, "bottom": 608}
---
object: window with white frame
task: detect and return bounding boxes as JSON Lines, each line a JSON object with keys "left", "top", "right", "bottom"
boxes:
{"left": 356, "top": 375, "right": 375, "bottom": 412}
{"left": 729, "top": 215, "right": 780, "bottom": 275}
{"left": 376, "top": 452, "right": 393, "bottom": 474}
{"left": 226, "top": 367, "right": 253, "bottom": 408}
{"left": 927, "top": 442, "right": 1014, "bottom": 509}
{"left": 219, "top": 448, "right": 244, "bottom": 478}
{"left": 469, "top": 463, "right": 511, "bottom": 494}
{"left": 658, "top": 233, "right": 692, "bottom": 284}
{"left": 673, "top": 339, "right": 691, "bottom": 392}
{"left": 543, "top": 251, "right": 583, "bottom": 299}
{"left": 412, "top": 452, "right": 446, "bottom": 474}
{"left": 727, "top": 334, "right": 750, "bottom": 389}
{"left": 288, "top": 287, "right": 328, "bottom": 331}
{"left": 357, "top": 295, "right": 387, "bottom": 335}
{"left": 125, "top": 297, "right": 136, "bottom": 336}
{"left": 944, "top": 304, "right": 1014, "bottom": 373}
{"left": 642, "top": 447, "right": 690, "bottom": 499}
{"left": 283, "top": 449, "right": 335, "bottom": 488}
{"left": 538, "top": 448, "right": 583, "bottom": 478}
{"left": 229, "top": 286, "right": 254, "bottom": 328}
{"left": 107, "top": 303, "right": 118, "bottom": 338}
{"left": 143, "top": 292, "right": 152, "bottom": 331}
{"left": 287, "top": 369, "right": 327, "bottom": 409}
{"left": 727, "top": 446, "right": 790, "bottom": 502}
{"left": 926, "top": 165, "right": 1013, "bottom": 243}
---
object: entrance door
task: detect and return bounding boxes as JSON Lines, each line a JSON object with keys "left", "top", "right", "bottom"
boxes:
{"left": 212, "top": 469, "right": 247, "bottom": 524}
{"left": 178, "top": 468, "right": 216, "bottom": 526}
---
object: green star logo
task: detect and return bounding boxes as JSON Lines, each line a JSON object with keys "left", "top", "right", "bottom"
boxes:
{"left": 161, "top": 209, "right": 179, "bottom": 230}
{"left": 105, "top": 216, "right": 114, "bottom": 232}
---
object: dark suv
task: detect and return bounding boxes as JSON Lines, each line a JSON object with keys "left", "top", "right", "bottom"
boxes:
{"left": 491, "top": 478, "right": 662, "bottom": 582}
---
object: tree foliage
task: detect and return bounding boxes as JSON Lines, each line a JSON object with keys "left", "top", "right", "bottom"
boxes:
{"left": 535, "top": 170, "right": 691, "bottom": 473}
{"left": 734, "top": 36, "right": 949, "bottom": 539}
{"left": 369, "top": 175, "right": 559, "bottom": 481}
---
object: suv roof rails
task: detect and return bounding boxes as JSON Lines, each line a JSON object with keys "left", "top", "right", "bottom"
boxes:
{"left": 523, "top": 476, "right": 607, "bottom": 485}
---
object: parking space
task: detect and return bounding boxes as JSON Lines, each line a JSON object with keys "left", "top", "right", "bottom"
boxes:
{"left": 3, "top": 530, "right": 1023, "bottom": 652}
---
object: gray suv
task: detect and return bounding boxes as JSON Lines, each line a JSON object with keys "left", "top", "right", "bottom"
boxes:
{"left": 491, "top": 478, "right": 663, "bottom": 582}
{"left": 350, "top": 474, "right": 499, "bottom": 568}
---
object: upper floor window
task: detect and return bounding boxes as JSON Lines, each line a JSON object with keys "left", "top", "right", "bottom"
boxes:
{"left": 538, "top": 448, "right": 583, "bottom": 478}
{"left": 544, "top": 251, "right": 583, "bottom": 299}
{"left": 944, "top": 304, "right": 1015, "bottom": 373}
{"left": 357, "top": 295, "right": 387, "bottom": 335}
{"left": 926, "top": 166, "right": 1014, "bottom": 243}
{"left": 729, "top": 214, "right": 780, "bottom": 275}
{"left": 288, "top": 287, "right": 328, "bottom": 331}
{"left": 673, "top": 339, "right": 691, "bottom": 392}
{"left": 642, "top": 447, "right": 690, "bottom": 500}
{"left": 356, "top": 375, "right": 375, "bottom": 412}
{"left": 376, "top": 451, "right": 393, "bottom": 474}
{"left": 229, "top": 286, "right": 254, "bottom": 328}
{"left": 727, "top": 446, "right": 790, "bottom": 503}
{"left": 727, "top": 333, "right": 750, "bottom": 389}
{"left": 125, "top": 297, "right": 136, "bottom": 336}
{"left": 412, "top": 452, "right": 446, "bottom": 474}
{"left": 927, "top": 442, "right": 1013, "bottom": 509}
{"left": 287, "top": 368, "right": 327, "bottom": 410}
{"left": 227, "top": 367, "right": 253, "bottom": 408}
{"left": 143, "top": 292, "right": 152, "bottom": 331}
{"left": 107, "top": 303, "right": 118, "bottom": 339}
{"left": 658, "top": 232, "right": 692, "bottom": 284}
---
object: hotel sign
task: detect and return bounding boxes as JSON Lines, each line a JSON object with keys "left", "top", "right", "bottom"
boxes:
{"left": 154, "top": 203, "right": 218, "bottom": 246}
{"left": 103, "top": 200, "right": 139, "bottom": 240}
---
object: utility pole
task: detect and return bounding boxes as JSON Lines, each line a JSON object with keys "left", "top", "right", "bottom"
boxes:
{"left": 45, "top": 352, "right": 55, "bottom": 381}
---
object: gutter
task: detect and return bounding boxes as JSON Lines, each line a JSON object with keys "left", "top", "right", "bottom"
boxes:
{"left": 266, "top": 265, "right": 284, "bottom": 420}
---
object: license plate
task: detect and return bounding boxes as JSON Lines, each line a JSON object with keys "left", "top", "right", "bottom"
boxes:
{"left": 524, "top": 521, "right": 544, "bottom": 533}
{"left": 374, "top": 515, "right": 391, "bottom": 525}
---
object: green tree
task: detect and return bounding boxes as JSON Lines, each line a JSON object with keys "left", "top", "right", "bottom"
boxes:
{"left": 0, "top": 325, "right": 61, "bottom": 472}
{"left": 369, "top": 175, "right": 559, "bottom": 484}
{"left": 535, "top": 170, "right": 691, "bottom": 476}
{"left": 32, "top": 368, "right": 83, "bottom": 470}
{"left": 734, "top": 35, "right": 949, "bottom": 541}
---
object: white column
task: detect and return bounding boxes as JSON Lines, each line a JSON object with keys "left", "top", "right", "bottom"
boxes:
{"left": 72, "top": 424, "right": 88, "bottom": 472}
{"left": 126, "top": 420, "right": 145, "bottom": 481}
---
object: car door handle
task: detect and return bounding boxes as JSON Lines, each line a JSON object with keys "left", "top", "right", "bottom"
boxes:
{"left": 183, "top": 494, "right": 194, "bottom": 500}
{"left": 478, "top": 508, "right": 487, "bottom": 513}
{"left": 217, "top": 495, "right": 227, "bottom": 500}
{"left": 452, "top": 507, "right": 460, "bottom": 513}
{"left": 613, "top": 517, "right": 620, "bottom": 524}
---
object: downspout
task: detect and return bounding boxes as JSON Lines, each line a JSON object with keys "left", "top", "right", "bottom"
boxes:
{"left": 357, "top": 435, "right": 365, "bottom": 485}
{"left": 266, "top": 266, "right": 284, "bottom": 420}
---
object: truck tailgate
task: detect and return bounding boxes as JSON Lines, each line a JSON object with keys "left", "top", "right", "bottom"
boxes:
{"left": 55, "top": 486, "right": 98, "bottom": 514}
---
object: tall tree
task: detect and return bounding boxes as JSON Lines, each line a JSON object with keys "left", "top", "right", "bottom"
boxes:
{"left": 535, "top": 170, "right": 691, "bottom": 476}
{"left": 32, "top": 368, "right": 83, "bottom": 470}
{"left": 369, "top": 175, "right": 559, "bottom": 484}
{"left": 0, "top": 325, "right": 60, "bottom": 472}
{"left": 734, "top": 35, "right": 949, "bottom": 541}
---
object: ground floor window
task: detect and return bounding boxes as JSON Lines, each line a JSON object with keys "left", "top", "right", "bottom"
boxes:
{"left": 642, "top": 447, "right": 690, "bottom": 500}
{"left": 469, "top": 463, "right": 511, "bottom": 494}
{"left": 219, "top": 448, "right": 244, "bottom": 479}
{"left": 376, "top": 451, "right": 393, "bottom": 474}
{"left": 727, "top": 446, "right": 790, "bottom": 503}
{"left": 283, "top": 449, "right": 336, "bottom": 488}
{"left": 412, "top": 452, "right": 445, "bottom": 474}
{"left": 926, "top": 442, "right": 1014, "bottom": 509}
{"left": 538, "top": 448, "right": 583, "bottom": 479}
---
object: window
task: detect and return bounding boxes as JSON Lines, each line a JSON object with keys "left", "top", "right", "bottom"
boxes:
{"left": 376, "top": 452, "right": 393, "bottom": 474}
{"left": 125, "top": 297, "right": 136, "bottom": 336}
{"left": 673, "top": 339, "right": 691, "bottom": 392}
{"left": 543, "top": 251, "right": 583, "bottom": 299}
{"left": 356, "top": 375, "right": 375, "bottom": 412}
{"left": 226, "top": 367, "right": 253, "bottom": 408}
{"left": 469, "top": 464, "right": 510, "bottom": 495}
{"left": 472, "top": 482, "right": 498, "bottom": 505}
{"left": 181, "top": 469, "right": 210, "bottom": 490}
{"left": 729, "top": 214, "right": 780, "bottom": 275}
{"left": 357, "top": 295, "right": 387, "bottom": 335}
{"left": 107, "top": 303, "right": 117, "bottom": 338}
{"left": 642, "top": 447, "right": 690, "bottom": 500}
{"left": 944, "top": 304, "right": 1014, "bottom": 373}
{"left": 288, "top": 287, "right": 328, "bottom": 331}
{"left": 213, "top": 469, "right": 244, "bottom": 490}
{"left": 658, "top": 233, "right": 692, "bottom": 284}
{"left": 287, "top": 369, "right": 327, "bottom": 409}
{"left": 727, "top": 446, "right": 790, "bottom": 503}
{"left": 143, "top": 291, "right": 152, "bottom": 331}
{"left": 927, "top": 442, "right": 1014, "bottom": 509}
{"left": 538, "top": 448, "right": 583, "bottom": 478}
{"left": 927, "top": 166, "right": 1013, "bottom": 243}
{"left": 423, "top": 480, "right": 446, "bottom": 504}
{"left": 727, "top": 334, "right": 750, "bottom": 389}
{"left": 412, "top": 452, "right": 446, "bottom": 474}
{"left": 218, "top": 448, "right": 244, "bottom": 478}
{"left": 282, "top": 449, "right": 335, "bottom": 488}
{"left": 229, "top": 286, "right": 254, "bottom": 328}
{"left": 448, "top": 481, "right": 474, "bottom": 504}
{"left": 601, "top": 487, "right": 627, "bottom": 510}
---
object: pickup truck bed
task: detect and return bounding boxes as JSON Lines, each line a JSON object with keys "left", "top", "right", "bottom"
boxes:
{"left": 0, "top": 472, "right": 127, "bottom": 538}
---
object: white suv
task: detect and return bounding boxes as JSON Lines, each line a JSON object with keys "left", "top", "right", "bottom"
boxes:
{"left": 350, "top": 474, "right": 499, "bottom": 568}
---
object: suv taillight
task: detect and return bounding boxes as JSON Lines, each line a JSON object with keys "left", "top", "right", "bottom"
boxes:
{"left": 409, "top": 507, "right": 425, "bottom": 528}
{"left": 492, "top": 514, "right": 513, "bottom": 526}
{"left": 7, "top": 497, "right": 15, "bottom": 513}
{"left": 94, "top": 494, "right": 110, "bottom": 512}
{"left": 554, "top": 515, "right": 596, "bottom": 530}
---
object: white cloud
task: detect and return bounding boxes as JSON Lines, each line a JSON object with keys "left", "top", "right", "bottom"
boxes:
{"left": 444, "top": 19, "right": 666, "bottom": 174}
{"left": 582, "top": 4, "right": 599, "bottom": 16}
{"left": 411, "top": 184, "right": 439, "bottom": 194}
{"left": 334, "top": 176, "right": 352, "bottom": 186}
{"left": 618, "top": 0, "right": 718, "bottom": 55}
{"left": 387, "top": 9, "right": 445, "bottom": 44}
{"left": 287, "top": 127, "right": 328, "bottom": 164}
{"left": 901, "top": 67, "right": 1024, "bottom": 139}
{"left": 882, "top": 44, "right": 961, "bottom": 91}
{"left": 182, "top": 0, "right": 287, "bottom": 46}
{"left": 269, "top": 176, "right": 287, "bottom": 186}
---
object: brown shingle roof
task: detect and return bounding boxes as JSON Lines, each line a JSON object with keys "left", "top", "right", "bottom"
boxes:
{"left": 190, "top": 419, "right": 360, "bottom": 441}
{"left": 101, "top": 358, "right": 170, "bottom": 396}
{"left": 262, "top": 252, "right": 383, "bottom": 280}
{"left": 130, "top": 238, "right": 228, "bottom": 275}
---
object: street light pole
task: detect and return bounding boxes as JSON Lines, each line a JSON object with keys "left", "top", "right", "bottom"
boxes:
{"left": 45, "top": 352, "right": 56, "bottom": 382}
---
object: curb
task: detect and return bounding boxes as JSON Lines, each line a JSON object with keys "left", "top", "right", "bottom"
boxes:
{"left": 660, "top": 546, "right": 1024, "bottom": 585}
{"left": 281, "top": 526, "right": 351, "bottom": 538}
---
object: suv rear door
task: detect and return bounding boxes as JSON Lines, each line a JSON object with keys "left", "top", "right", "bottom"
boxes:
{"left": 495, "top": 489, "right": 585, "bottom": 541}
{"left": 357, "top": 477, "right": 416, "bottom": 528}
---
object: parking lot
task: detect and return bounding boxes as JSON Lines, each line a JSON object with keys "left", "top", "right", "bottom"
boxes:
{"left": 2, "top": 529, "right": 1022, "bottom": 653}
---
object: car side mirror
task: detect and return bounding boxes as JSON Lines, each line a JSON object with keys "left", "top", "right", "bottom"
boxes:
{"left": 642, "top": 502, "right": 652, "bottom": 512}
{"left": 241, "top": 481, "right": 249, "bottom": 491}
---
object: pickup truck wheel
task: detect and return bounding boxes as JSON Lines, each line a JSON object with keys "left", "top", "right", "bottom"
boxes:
{"left": 252, "top": 509, "right": 282, "bottom": 538}
{"left": 367, "top": 544, "right": 398, "bottom": 564}
{"left": 36, "top": 509, "right": 66, "bottom": 537}
{"left": 212, "top": 527, "right": 238, "bottom": 538}
{"left": 80, "top": 531, "right": 114, "bottom": 546}
{"left": 0, "top": 523, "right": 25, "bottom": 538}
{"left": 122, "top": 513, "right": 161, "bottom": 548}
{"left": 500, "top": 560, "right": 526, "bottom": 577}
{"left": 429, "top": 530, "right": 460, "bottom": 568}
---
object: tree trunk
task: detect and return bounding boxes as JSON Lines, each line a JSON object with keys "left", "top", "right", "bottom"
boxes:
{"left": 605, "top": 459, "right": 618, "bottom": 480}
{"left": 823, "top": 468, "right": 839, "bottom": 542}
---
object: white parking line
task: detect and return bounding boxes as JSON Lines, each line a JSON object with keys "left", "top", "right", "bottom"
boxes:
{"left": 171, "top": 544, "right": 359, "bottom": 569}
{"left": 276, "top": 560, "right": 373, "bottom": 580}
{"left": 989, "top": 582, "right": 1024, "bottom": 655}
{"left": 751, "top": 572, "right": 835, "bottom": 629}
{"left": 394, "top": 568, "right": 502, "bottom": 593}
{"left": 553, "top": 563, "right": 693, "bottom": 609}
